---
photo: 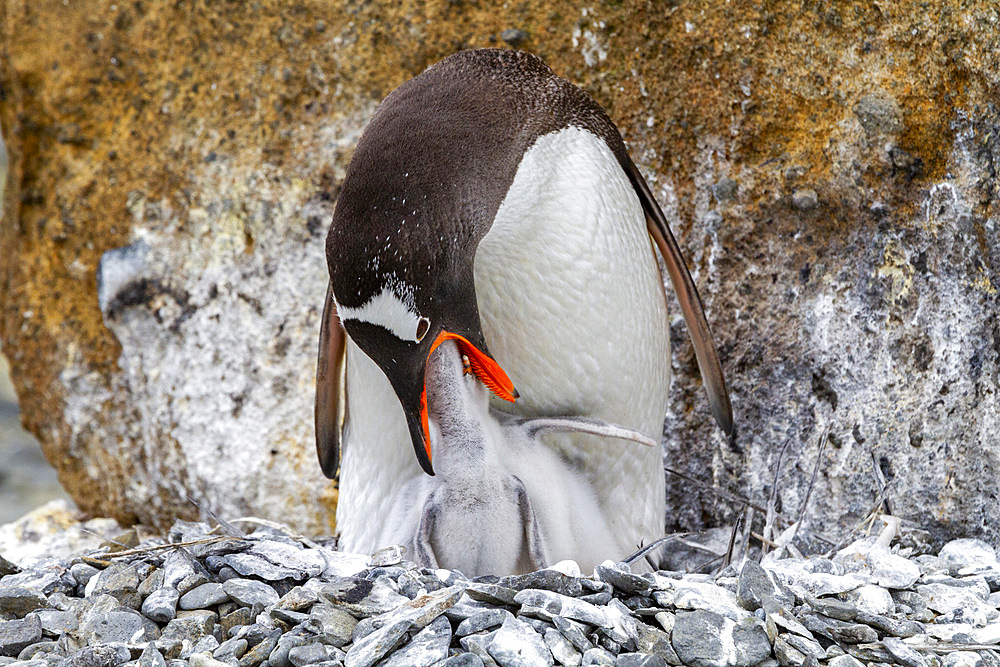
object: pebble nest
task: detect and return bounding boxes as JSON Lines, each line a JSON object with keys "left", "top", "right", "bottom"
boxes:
{"left": 1, "top": 518, "right": 998, "bottom": 667}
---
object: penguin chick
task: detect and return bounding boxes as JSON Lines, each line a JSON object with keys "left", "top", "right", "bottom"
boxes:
{"left": 409, "top": 340, "right": 657, "bottom": 576}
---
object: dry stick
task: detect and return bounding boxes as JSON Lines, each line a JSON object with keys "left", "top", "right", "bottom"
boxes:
{"left": 690, "top": 553, "right": 726, "bottom": 575}
{"left": 82, "top": 536, "right": 237, "bottom": 564}
{"left": 787, "top": 429, "right": 830, "bottom": 548}
{"left": 751, "top": 531, "right": 783, "bottom": 549}
{"left": 187, "top": 495, "right": 246, "bottom": 538}
{"left": 663, "top": 466, "right": 836, "bottom": 546}
{"left": 869, "top": 452, "right": 893, "bottom": 516}
{"left": 623, "top": 534, "right": 689, "bottom": 566}
{"left": 740, "top": 506, "right": 754, "bottom": 563}
{"left": 762, "top": 439, "right": 792, "bottom": 556}
{"left": 824, "top": 483, "right": 893, "bottom": 557}
{"left": 721, "top": 504, "right": 747, "bottom": 571}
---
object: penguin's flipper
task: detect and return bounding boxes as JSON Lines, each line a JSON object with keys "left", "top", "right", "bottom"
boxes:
{"left": 621, "top": 160, "right": 734, "bottom": 439}
{"left": 414, "top": 492, "right": 441, "bottom": 568}
{"left": 315, "top": 281, "right": 347, "bottom": 479}
{"left": 520, "top": 416, "right": 658, "bottom": 448}
{"left": 513, "top": 476, "right": 548, "bottom": 571}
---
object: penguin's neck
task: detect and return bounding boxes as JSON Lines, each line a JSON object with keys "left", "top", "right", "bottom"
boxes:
{"left": 425, "top": 342, "right": 497, "bottom": 483}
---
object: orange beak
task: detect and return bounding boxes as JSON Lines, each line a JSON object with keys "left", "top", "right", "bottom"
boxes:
{"left": 419, "top": 331, "right": 518, "bottom": 467}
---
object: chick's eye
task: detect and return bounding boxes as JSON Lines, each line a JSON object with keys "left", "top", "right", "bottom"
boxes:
{"left": 415, "top": 317, "right": 430, "bottom": 342}
{"left": 461, "top": 354, "right": 472, "bottom": 375}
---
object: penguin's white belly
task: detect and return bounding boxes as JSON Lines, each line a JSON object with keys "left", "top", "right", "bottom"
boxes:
{"left": 475, "top": 126, "right": 670, "bottom": 559}
{"left": 336, "top": 339, "right": 422, "bottom": 553}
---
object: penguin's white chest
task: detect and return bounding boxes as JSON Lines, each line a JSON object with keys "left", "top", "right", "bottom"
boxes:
{"left": 474, "top": 126, "right": 671, "bottom": 553}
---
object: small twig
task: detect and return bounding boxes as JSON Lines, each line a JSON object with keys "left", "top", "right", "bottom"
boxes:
{"left": 689, "top": 553, "right": 725, "bottom": 575}
{"left": 187, "top": 496, "right": 246, "bottom": 538}
{"left": 870, "top": 453, "right": 893, "bottom": 516}
{"left": 906, "top": 642, "right": 1000, "bottom": 653}
{"left": 740, "top": 506, "right": 754, "bottom": 563}
{"left": 762, "top": 439, "right": 792, "bottom": 555}
{"left": 722, "top": 504, "right": 746, "bottom": 571}
{"left": 75, "top": 526, "right": 134, "bottom": 550}
{"left": 84, "top": 536, "right": 236, "bottom": 562}
{"left": 751, "top": 531, "right": 783, "bottom": 549}
{"left": 788, "top": 429, "right": 829, "bottom": 547}
{"left": 623, "top": 534, "right": 688, "bottom": 566}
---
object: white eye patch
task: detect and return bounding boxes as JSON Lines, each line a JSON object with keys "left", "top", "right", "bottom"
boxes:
{"left": 337, "top": 286, "right": 429, "bottom": 343}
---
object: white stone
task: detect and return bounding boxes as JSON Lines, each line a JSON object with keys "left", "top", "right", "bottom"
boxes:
{"left": 840, "top": 585, "right": 894, "bottom": 615}
{"left": 939, "top": 539, "right": 997, "bottom": 569}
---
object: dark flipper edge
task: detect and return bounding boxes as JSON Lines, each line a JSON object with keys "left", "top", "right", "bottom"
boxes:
{"left": 315, "top": 281, "right": 347, "bottom": 479}
{"left": 624, "top": 161, "right": 735, "bottom": 437}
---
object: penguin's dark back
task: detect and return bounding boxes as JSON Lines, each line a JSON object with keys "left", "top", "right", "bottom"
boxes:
{"left": 326, "top": 49, "right": 629, "bottom": 312}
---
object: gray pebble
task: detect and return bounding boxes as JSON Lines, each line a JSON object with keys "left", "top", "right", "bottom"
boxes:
{"left": 61, "top": 642, "right": 132, "bottom": 667}
{"left": 829, "top": 623, "right": 878, "bottom": 644}
{"left": 553, "top": 616, "right": 593, "bottom": 653}
{"left": 238, "top": 628, "right": 280, "bottom": 667}
{"left": 343, "top": 619, "right": 410, "bottom": 667}
{"left": 457, "top": 609, "right": 509, "bottom": 637}
{"left": 853, "top": 94, "right": 903, "bottom": 136}
{"left": 137, "top": 569, "right": 164, "bottom": 598}
{"left": 160, "top": 610, "right": 216, "bottom": 643}
{"left": 180, "top": 583, "right": 230, "bottom": 610}
{"left": 672, "top": 610, "right": 759, "bottom": 667}
{"left": 0, "top": 556, "right": 19, "bottom": 577}
{"left": 380, "top": 615, "right": 452, "bottom": 667}
{"left": 440, "top": 653, "right": 486, "bottom": 667}
{"left": 581, "top": 647, "right": 615, "bottom": 666}
{"left": 543, "top": 627, "right": 581, "bottom": 666}
{"left": 288, "top": 642, "right": 341, "bottom": 666}
{"left": 487, "top": 614, "right": 553, "bottom": 666}
{"left": 0, "top": 616, "right": 42, "bottom": 657}
{"left": 267, "top": 635, "right": 305, "bottom": 667}
{"left": 137, "top": 644, "right": 167, "bottom": 667}
{"left": 69, "top": 563, "right": 100, "bottom": 587}
{"left": 0, "top": 587, "right": 48, "bottom": 618}
{"left": 514, "top": 590, "right": 608, "bottom": 627}
{"left": 214, "top": 636, "right": 248, "bottom": 660}
{"left": 31, "top": 609, "right": 78, "bottom": 637}
{"left": 882, "top": 636, "right": 927, "bottom": 667}
{"left": 594, "top": 564, "right": 652, "bottom": 597}
{"left": 711, "top": 178, "right": 739, "bottom": 204}
{"left": 222, "top": 579, "right": 279, "bottom": 609}
{"left": 305, "top": 602, "right": 356, "bottom": 647}
{"left": 142, "top": 587, "right": 180, "bottom": 623}
{"left": 82, "top": 610, "right": 159, "bottom": 644}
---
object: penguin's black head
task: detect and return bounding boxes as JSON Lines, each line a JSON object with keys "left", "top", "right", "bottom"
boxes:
{"left": 325, "top": 156, "right": 518, "bottom": 476}
{"left": 325, "top": 249, "right": 517, "bottom": 476}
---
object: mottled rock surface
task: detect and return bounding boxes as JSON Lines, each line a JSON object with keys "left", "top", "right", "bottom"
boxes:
{"left": 1, "top": 1, "right": 998, "bottom": 543}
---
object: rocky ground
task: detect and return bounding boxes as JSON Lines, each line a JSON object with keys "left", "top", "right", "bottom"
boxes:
{"left": 0, "top": 504, "right": 998, "bottom": 667}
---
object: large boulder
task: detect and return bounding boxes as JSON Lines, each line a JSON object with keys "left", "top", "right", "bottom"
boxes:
{"left": 0, "top": 1, "right": 997, "bottom": 542}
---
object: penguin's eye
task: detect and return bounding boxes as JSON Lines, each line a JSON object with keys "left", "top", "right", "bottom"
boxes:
{"left": 415, "top": 317, "right": 430, "bottom": 342}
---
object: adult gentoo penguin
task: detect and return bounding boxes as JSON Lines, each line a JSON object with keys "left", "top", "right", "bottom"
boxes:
{"left": 316, "top": 49, "right": 733, "bottom": 567}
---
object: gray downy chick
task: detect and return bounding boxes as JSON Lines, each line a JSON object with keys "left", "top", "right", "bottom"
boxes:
{"left": 408, "top": 339, "right": 657, "bottom": 576}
